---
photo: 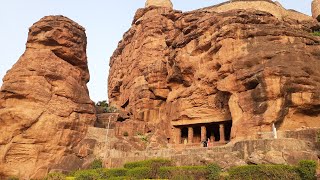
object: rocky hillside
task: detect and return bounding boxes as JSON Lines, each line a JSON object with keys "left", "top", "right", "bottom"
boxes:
{"left": 108, "top": 1, "right": 320, "bottom": 142}
{"left": 0, "top": 16, "right": 96, "bottom": 179}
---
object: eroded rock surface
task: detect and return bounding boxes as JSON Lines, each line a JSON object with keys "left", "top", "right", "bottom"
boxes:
{"left": 0, "top": 16, "right": 96, "bottom": 179}
{"left": 312, "top": 0, "right": 320, "bottom": 21}
{"left": 109, "top": 1, "right": 320, "bottom": 144}
{"left": 145, "top": 0, "right": 173, "bottom": 9}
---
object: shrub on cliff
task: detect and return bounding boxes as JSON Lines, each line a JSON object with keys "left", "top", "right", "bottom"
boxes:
{"left": 123, "top": 158, "right": 172, "bottom": 169}
{"left": 107, "top": 176, "right": 131, "bottom": 180}
{"left": 312, "top": 31, "right": 320, "bottom": 36}
{"left": 228, "top": 164, "right": 301, "bottom": 180}
{"left": 207, "top": 163, "right": 221, "bottom": 180}
{"left": 158, "top": 166, "right": 209, "bottom": 179}
{"left": 96, "top": 100, "right": 118, "bottom": 113}
{"left": 44, "top": 172, "right": 66, "bottom": 180}
{"left": 126, "top": 167, "right": 152, "bottom": 179}
{"left": 89, "top": 159, "right": 103, "bottom": 169}
{"left": 97, "top": 168, "right": 127, "bottom": 178}
{"left": 297, "top": 160, "right": 317, "bottom": 180}
{"left": 7, "top": 177, "right": 19, "bottom": 180}
{"left": 73, "top": 169, "right": 100, "bottom": 180}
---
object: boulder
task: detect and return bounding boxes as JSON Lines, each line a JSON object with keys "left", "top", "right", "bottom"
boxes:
{"left": 0, "top": 16, "right": 96, "bottom": 179}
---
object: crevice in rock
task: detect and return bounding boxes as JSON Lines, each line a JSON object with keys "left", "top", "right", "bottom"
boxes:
{"left": 121, "top": 99, "right": 129, "bottom": 109}
{"left": 244, "top": 79, "right": 260, "bottom": 90}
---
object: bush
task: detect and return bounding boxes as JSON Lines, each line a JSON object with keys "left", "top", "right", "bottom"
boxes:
{"left": 45, "top": 172, "right": 66, "bottom": 180}
{"left": 312, "top": 31, "right": 320, "bottom": 36}
{"left": 89, "top": 159, "right": 103, "bottom": 169}
{"left": 8, "top": 177, "right": 19, "bottom": 180}
{"left": 73, "top": 169, "right": 100, "bottom": 180}
{"left": 124, "top": 159, "right": 172, "bottom": 169}
{"left": 172, "top": 174, "right": 194, "bottom": 180}
{"left": 96, "top": 100, "right": 118, "bottom": 113}
{"left": 108, "top": 176, "right": 132, "bottom": 180}
{"left": 298, "top": 160, "right": 317, "bottom": 180}
{"left": 65, "top": 177, "right": 75, "bottom": 180}
{"left": 207, "top": 163, "right": 221, "bottom": 180}
{"left": 126, "top": 167, "right": 152, "bottom": 179}
{"left": 159, "top": 166, "right": 209, "bottom": 179}
{"left": 228, "top": 164, "right": 301, "bottom": 180}
{"left": 97, "top": 168, "right": 127, "bottom": 178}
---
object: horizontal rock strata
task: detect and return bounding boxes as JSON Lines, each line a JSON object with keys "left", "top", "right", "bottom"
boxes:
{"left": 109, "top": 1, "right": 320, "bottom": 144}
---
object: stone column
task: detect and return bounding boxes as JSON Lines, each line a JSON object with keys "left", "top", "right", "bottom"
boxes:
{"left": 188, "top": 127, "right": 193, "bottom": 144}
{"left": 176, "top": 128, "right": 181, "bottom": 144}
{"left": 201, "top": 126, "right": 206, "bottom": 141}
{"left": 312, "top": 0, "right": 320, "bottom": 21}
{"left": 219, "top": 124, "right": 225, "bottom": 143}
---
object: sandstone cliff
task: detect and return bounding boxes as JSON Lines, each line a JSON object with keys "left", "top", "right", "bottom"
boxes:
{"left": 0, "top": 16, "right": 96, "bottom": 179}
{"left": 108, "top": 1, "right": 320, "bottom": 144}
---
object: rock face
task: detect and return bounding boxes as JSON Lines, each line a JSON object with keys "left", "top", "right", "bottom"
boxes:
{"left": 0, "top": 16, "right": 96, "bottom": 179}
{"left": 145, "top": 0, "right": 173, "bottom": 9}
{"left": 312, "top": 0, "right": 320, "bottom": 21}
{"left": 108, "top": 0, "right": 320, "bottom": 145}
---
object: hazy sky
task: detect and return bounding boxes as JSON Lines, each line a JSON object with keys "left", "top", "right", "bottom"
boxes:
{"left": 0, "top": 0, "right": 313, "bottom": 102}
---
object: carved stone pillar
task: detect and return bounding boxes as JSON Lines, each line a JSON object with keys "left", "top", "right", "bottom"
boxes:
{"left": 219, "top": 124, "right": 225, "bottom": 143}
{"left": 188, "top": 127, "right": 193, "bottom": 144}
{"left": 176, "top": 128, "right": 181, "bottom": 144}
{"left": 201, "top": 126, "right": 206, "bottom": 141}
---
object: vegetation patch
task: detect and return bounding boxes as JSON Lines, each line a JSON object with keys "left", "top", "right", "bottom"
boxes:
{"left": 123, "top": 158, "right": 172, "bottom": 169}
{"left": 158, "top": 166, "right": 209, "bottom": 179}
{"left": 126, "top": 167, "right": 152, "bottom": 179}
{"left": 312, "top": 31, "right": 320, "bottom": 37}
{"left": 89, "top": 159, "right": 103, "bottom": 169}
{"left": 43, "top": 159, "right": 317, "bottom": 180}
{"left": 44, "top": 172, "right": 66, "bottom": 180}
{"left": 73, "top": 169, "right": 100, "bottom": 180}
{"left": 207, "top": 163, "right": 222, "bottom": 180}
{"left": 8, "top": 177, "right": 20, "bottom": 180}
{"left": 97, "top": 168, "right": 128, "bottom": 179}
{"left": 96, "top": 100, "right": 118, "bottom": 113}
{"left": 297, "top": 160, "right": 317, "bottom": 180}
{"left": 228, "top": 164, "right": 301, "bottom": 180}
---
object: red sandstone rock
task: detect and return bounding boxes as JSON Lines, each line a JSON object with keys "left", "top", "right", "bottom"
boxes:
{"left": 108, "top": 2, "right": 320, "bottom": 146}
{"left": 0, "top": 16, "right": 96, "bottom": 179}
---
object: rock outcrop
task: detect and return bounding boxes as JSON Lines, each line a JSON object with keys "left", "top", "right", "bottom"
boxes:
{"left": 312, "top": 0, "right": 320, "bottom": 21}
{"left": 0, "top": 16, "right": 96, "bottom": 179}
{"left": 145, "top": 0, "right": 173, "bottom": 9}
{"left": 108, "top": 0, "right": 320, "bottom": 144}
{"left": 203, "top": 0, "right": 313, "bottom": 22}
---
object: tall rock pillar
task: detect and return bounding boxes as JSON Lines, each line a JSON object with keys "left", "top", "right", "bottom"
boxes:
{"left": 0, "top": 16, "right": 96, "bottom": 179}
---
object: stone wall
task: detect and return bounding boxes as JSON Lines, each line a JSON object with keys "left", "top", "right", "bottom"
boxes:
{"left": 105, "top": 138, "right": 318, "bottom": 169}
{"left": 79, "top": 128, "right": 320, "bottom": 169}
